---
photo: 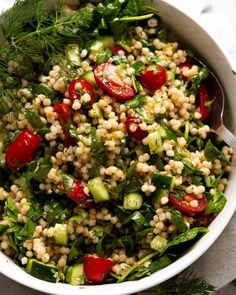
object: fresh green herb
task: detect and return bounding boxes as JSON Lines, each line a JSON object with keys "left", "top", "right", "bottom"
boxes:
{"left": 19, "top": 155, "right": 52, "bottom": 190}
{"left": 182, "top": 159, "right": 203, "bottom": 176}
{"left": 69, "top": 127, "right": 79, "bottom": 142}
{"left": 205, "top": 189, "right": 226, "bottom": 214}
{"left": 5, "top": 197, "right": 18, "bottom": 222}
{"left": 112, "top": 55, "right": 128, "bottom": 65}
{"left": 31, "top": 84, "right": 56, "bottom": 101}
{"left": 94, "top": 0, "right": 154, "bottom": 35}
{"left": 172, "top": 190, "right": 185, "bottom": 200}
{"left": 0, "top": 90, "right": 20, "bottom": 116}
{"left": 0, "top": 224, "right": 8, "bottom": 234}
{"left": 131, "top": 255, "right": 173, "bottom": 279}
{"left": 170, "top": 209, "right": 188, "bottom": 232}
{"left": 0, "top": 0, "right": 93, "bottom": 88}
{"left": 204, "top": 139, "right": 227, "bottom": 162}
{"left": 132, "top": 60, "right": 145, "bottom": 74}
{"left": 189, "top": 67, "right": 209, "bottom": 94}
{"left": 162, "top": 227, "right": 208, "bottom": 255}
{"left": 126, "top": 161, "right": 138, "bottom": 180}
{"left": 31, "top": 155, "right": 52, "bottom": 182}
{"left": 90, "top": 127, "right": 105, "bottom": 177}
{"left": 204, "top": 139, "right": 219, "bottom": 161}
{"left": 156, "top": 270, "right": 216, "bottom": 295}
{"left": 96, "top": 48, "right": 112, "bottom": 65}
{"left": 131, "top": 74, "right": 143, "bottom": 92}
{"left": 27, "top": 199, "right": 43, "bottom": 222}
{"left": 125, "top": 95, "right": 146, "bottom": 109}
{"left": 17, "top": 219, "right": 36, "bottom": 241}
{"left": 24, "top": 110, "right": 50, "bottom": 136}
{"left": 157, "top": 23, "right": 168, "bottom": 43}
{"left": 69, "top": 236, "right": 84, "bottom": 261}
{"left": 117, "top": 251, "right": 159, "bottom": 282}
{"left": 62, "top": 173, "right": 74, "bottom": 196}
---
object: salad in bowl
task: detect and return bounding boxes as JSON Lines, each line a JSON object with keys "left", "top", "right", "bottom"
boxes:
{"left": 0, "top": 0, "right": 233, "bottom": 287}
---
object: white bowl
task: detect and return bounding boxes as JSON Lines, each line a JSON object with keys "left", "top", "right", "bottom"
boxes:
{"left": 1, "top": 1, "right": 236, "bottom": 294}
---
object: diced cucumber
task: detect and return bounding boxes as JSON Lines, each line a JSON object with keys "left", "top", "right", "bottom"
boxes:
{"left": 146, "top": 131, "right": 163, "bottom": 154}
{"left": 26, "top": 259, "right": 57, "bottom": 283}
{"left": 150, "top": 235, "right": 168, "bottom": 252}
{"left": 65, "top": 44, "right": 81, "bottom": 67}
{"left": 88, "top": 177, "right": 110, "bottom": 202}
{"left": 90, "top": 40, "right": 104, "bottom": 55}
{"left": 204, "top": 175, "right": 216, "bottom": 188}
{"left": 116, "top": 40, "right": 132, "bottom": 53}
{"left": 152, "top": 174, "right": 175, "bottom": 190}
{"left": 54, "top": 223, "right": 68, "bottom": 246}
{"left": 90, "top": 36, "right": 115, "bottom": 55}
{"left": 66, "top": 263, "right": 85, "bottom": 285}
{"left": 99, "top": 36, "right": 115, "bottom": 50}
{"left": 123, "top": 193, "right": 143, "bottom": 210}
{"left": 88, "top": 107, "right": 103, "bottom": 119}
{"left": 81, "top": 70, "right": 96, "bottom": 85}
{"left": 152, "top": 189, "right": 169, "bottom": 206}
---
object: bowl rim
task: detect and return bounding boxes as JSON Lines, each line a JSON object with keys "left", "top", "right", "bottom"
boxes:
{"left": 0, "top": 1, "right": 236, "bottom": 294}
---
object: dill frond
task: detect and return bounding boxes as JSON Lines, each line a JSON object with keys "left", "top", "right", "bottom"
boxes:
{"left": 156, "top": 270, "right": 216, "bottom": 295}
{"left": 0, "top": 0, "right": 93, "bottom": 89}
{"left": 0, "top": 89, "right": 20, "bottom": 116}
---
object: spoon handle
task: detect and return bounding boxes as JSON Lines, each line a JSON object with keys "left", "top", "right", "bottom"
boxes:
{"left": 215, "top": 124, "right": 236, "bottom": 150}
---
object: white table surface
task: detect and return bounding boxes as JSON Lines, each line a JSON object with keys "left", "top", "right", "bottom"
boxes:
{"left": 1, "top": 1, "right": 236, "bottom": 294}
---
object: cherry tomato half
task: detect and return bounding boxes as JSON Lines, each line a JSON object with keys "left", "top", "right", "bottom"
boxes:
{"left": 69, "top": 179, "right": 89, "bottom": 204}
{"left": 179, "top": 62, "right": 192, "bottom": 81}
{"left": 112, "top": 46, "right": 128, "bottom": 55}
{"left": 125, "top": 115, "right": 148, "bottom": 140}
{"left": 140, "top": 65, "right": 167, "bottom": 92}
{"left": 68, "top": 78, "right": 95, "bottom": 107}
{"left": 5, "top": 130, "right": 41, "bottom": 170}
{"left": 169, "top": 193, "right": 207, "bottom": 215}
{"left": 198, "top": 83, "right": 210, "bottom": 121}
{"left": 54, "top": 102, "right": 71, "bottom": 122}
{"left": 83, "top": 256, "right": 113, "bottom": 283}
{"left": 194, "top": 212, "right": 215, "bottom": 227}
{"left": 94, "top": 63, "right": 135, "bottom": 100}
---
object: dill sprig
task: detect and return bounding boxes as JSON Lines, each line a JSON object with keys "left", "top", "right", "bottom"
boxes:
{"left": 155, "top": 270, "right": 216, "bottom": 295}
{"left": 0, "top": 0, "right": 93, "bottom": 86}
{"left": 0, "top": 0, "right": 93, "bottom": 115}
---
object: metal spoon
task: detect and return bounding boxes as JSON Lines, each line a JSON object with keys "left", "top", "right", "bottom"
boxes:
{"left": 200, "top": 64, "right": 236, "bottom": 149}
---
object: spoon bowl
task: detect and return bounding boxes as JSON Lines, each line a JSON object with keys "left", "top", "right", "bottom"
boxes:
{"left": 199, "top": 62, "right": 236, "bottom": 149}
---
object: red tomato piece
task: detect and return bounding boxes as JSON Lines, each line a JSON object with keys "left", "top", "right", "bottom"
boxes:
{"left": 198, "top": 83, "right": 210, "bottom": 121}
{"left": 140, "top": 65, "right": 167, "bottom": 92}
{"left": 194, "top": 212, "right": 215, "bottom": 227}
{"left": 68, "top": 78, "right": 95, "bottom": 107}
{"left": 169, "top": 193, "right": 207, "bottom": 215}
{"left": 94, "top": 63, "right": 135, "bottom": 100}
{"left": 54, "top": 102, "right": 71, "bottom": 122}
{"left": 112, "top": 46, "right": 128, "bottom": 55}
{"left": 125, "top": 115, "right": 148, "bottom": 140}
{"left": 179, "top": 62, "right": 192, "bottom": 81}
{"left": 5, "top": 130, "right": 41, "bottom": 170}
{"left": 69, "top": 179, "right": 89, "bottom": 204}
{"left": 83, "top": 256, "right": 113, "bottom": 283}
